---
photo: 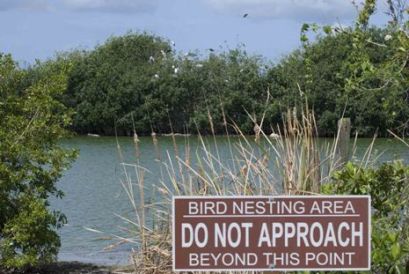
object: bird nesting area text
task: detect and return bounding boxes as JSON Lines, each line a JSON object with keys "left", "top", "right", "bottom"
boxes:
{"left": 173, "top": 196, "right": 370, "bottom": 271}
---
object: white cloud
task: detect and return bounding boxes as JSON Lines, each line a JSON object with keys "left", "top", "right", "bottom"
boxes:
{"left": 204, "top": 0, "right": 363, "bottom": 22}
{"left": 61, "top": 0, "right": 157, "bottom": 13}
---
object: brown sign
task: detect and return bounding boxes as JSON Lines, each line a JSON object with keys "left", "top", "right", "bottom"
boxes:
{"left": 173, "top": 196, "right": 370, "bottom": 271}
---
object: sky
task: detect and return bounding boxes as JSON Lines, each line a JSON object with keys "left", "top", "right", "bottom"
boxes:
{"left": 0, "top": 0, "right": 390, "bottom": 65}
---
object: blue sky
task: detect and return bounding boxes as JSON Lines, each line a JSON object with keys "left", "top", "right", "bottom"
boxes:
{"left": 0, "top": 0, "right": 389, "bottom": 65}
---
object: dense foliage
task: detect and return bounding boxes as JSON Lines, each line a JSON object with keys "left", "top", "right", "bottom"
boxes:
{"left": 0, "top": 1, "right": 396, "bottom": 138}
{"left": 18, "top": 5, "right": 407, "bottom": 137}
{"left": 323, "top": 161, "right": 409, "bottom": 273}
{"left": 59, "top": 33, "right": 270, "bottom": 135}
{"left": 0, "top": 54, "right": 76, "bottom": 267}
{"left": 270, "top": 26, "right": 409, "bottom": 136}
{"left": 39, "top": 25, "right": 404, "bottom": 137}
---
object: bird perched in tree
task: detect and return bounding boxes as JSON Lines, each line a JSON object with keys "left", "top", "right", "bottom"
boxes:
{"left": 208, "top": 48, "right": 215, "bottom": 52}
{"left": 160, "top": 50, "right": 166, "bottom": 58}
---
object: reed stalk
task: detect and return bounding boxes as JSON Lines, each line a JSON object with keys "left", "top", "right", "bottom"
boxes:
{"left": 102, "top": 105, "right": 378, "bottom": 273}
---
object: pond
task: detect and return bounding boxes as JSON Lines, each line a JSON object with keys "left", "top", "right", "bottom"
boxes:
{"left": 52, "top": 136, "right": 409, "bottom": 265}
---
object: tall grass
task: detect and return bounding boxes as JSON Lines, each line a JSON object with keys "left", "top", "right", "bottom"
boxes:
{"left": 107, "top": 106, "right": 376, "bottom": 273}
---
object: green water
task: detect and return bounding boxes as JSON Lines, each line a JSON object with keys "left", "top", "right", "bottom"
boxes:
{"left": 53, "top": 136, "right": 409, "bottom": 265}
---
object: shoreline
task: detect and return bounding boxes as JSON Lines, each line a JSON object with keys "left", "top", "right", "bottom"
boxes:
{"left": 0, "top": 261, "right": 140, "bottom": 274}
{"left": 74, "top": 133, "right": 401, "bottom": 139}
{"left": 0, "top": 261, "right": 121, "bottom": 274}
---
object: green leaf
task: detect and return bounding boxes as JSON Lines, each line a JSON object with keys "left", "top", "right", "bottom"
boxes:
{"left": 391, "top": 243, "right": 401, "bottom": 260}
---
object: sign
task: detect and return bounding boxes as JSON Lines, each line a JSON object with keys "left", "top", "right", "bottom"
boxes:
{"left": 173, "top": 195, "right": 370, "bottom": 272}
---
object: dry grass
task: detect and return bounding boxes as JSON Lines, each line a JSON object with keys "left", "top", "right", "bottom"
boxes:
{"left": 100, "top": 106, "right": 378, "bottom": 273}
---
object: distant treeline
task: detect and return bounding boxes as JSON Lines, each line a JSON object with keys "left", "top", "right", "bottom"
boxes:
{"left": 22, "top": 27, "right": 409, "bottom": 136}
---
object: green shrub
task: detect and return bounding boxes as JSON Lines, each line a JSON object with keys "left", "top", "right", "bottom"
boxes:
{"left": 322, "top": 161, "right": 409, "bottom": 273}
{"left": 64, "top": 33, "right": 270, "bottom": 135}
{"left": 0, "top": 53, "right": 76, "bottom": 268}
{"left": 1, "top": 197, "right": 63, "bottom": 268}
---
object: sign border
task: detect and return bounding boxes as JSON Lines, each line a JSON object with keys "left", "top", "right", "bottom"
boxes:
{"left": 172, "top": 195, "right": 371, "bottom": 272}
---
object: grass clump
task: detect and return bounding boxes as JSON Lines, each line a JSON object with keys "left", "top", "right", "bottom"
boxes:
{"left": 104, "top": 106, "right": 408, "bottom": 273}
{"left": 111, "top": 106, "right": 356, "bottom": 273}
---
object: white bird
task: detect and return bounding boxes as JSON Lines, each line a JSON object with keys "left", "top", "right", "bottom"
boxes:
{"left": 154, "top": 74, "right": 159, "bottom": 79}
{"left": 196, "top": 63, "right": 203, "bottom": 68}
{"left": 171, "top": 40, "right": 176, "bottom": 47}
{"left": 385, "top": 34, "right": 392, "bottom": 41}
{"left": 174, "top": 67, "right": 179, "bottom": 74}
{"left": 149, "top": 56, "right": 155, "bottom": 63}
{"left": 160, "top": 50, "right": 166, "bottom": 58}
